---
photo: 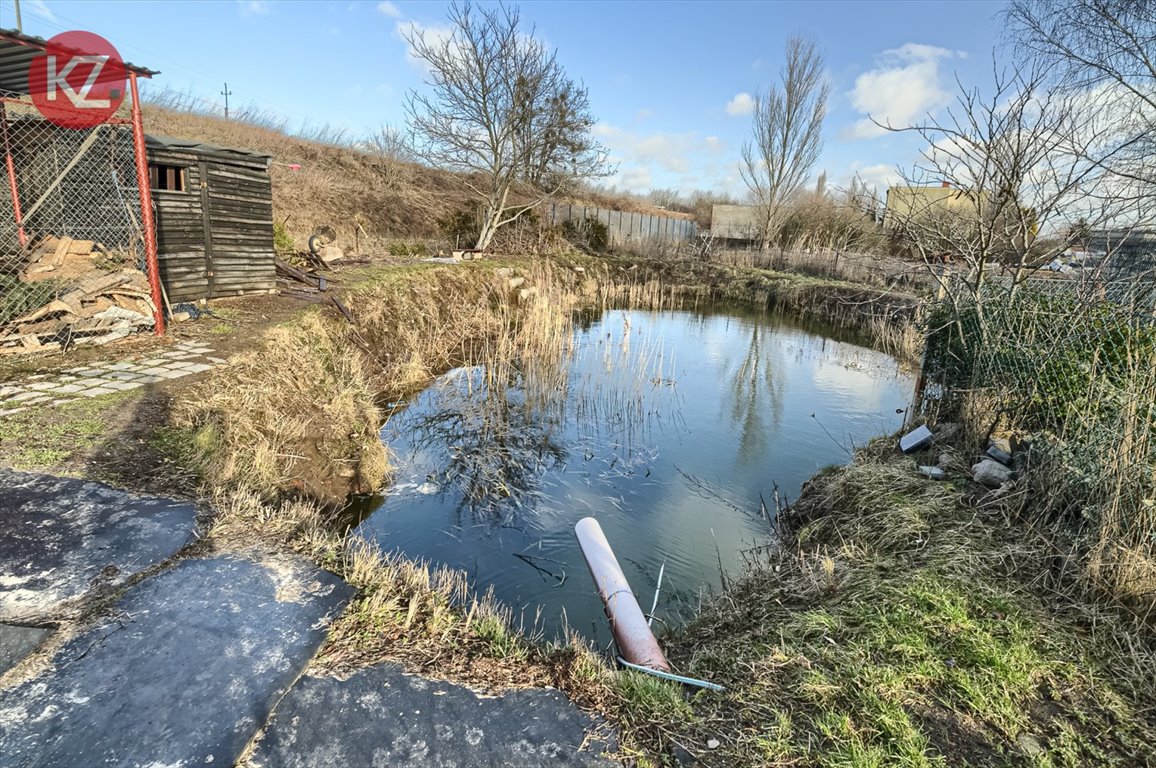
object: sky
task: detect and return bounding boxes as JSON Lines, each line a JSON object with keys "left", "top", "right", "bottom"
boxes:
{"left": 2, "top": 0, "right": 1009, "bottom": 199}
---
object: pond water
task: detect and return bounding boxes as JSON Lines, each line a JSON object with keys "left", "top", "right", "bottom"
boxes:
{"left": 350, "top": 307, "right": 915, "bottom": 643}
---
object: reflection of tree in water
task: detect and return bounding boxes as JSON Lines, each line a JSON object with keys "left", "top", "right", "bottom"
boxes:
{"left": 405, "top": 373, "right": 568, "bottom": 518}
{"left": 725, "top": 324, "right": 785, "bottom": 463}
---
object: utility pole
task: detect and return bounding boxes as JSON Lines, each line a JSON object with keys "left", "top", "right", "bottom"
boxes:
{"left": 14, "top": 0, "right": 23, "bottom": 32}
{"left": 220, "top": 83, "right": 232, "bottom": 119}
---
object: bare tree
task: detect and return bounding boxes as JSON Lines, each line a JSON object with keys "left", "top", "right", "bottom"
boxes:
{"left": 1005, "top": 0, "right": 1156, "bottom": 196}
{"left": 404, "top": 3, "right": 607, "bottom": 251}
{"left": 740, "top": 36, "right": 829, "bottom": 252}
{"left": 886, "top": 65, "right": 1132, "bottom": 337}
{"left": 363, "top": 123, "right": 416, "bottom": 163}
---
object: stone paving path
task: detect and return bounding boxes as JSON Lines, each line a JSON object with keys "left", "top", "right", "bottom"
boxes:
{"left": 0, "top": 469, "right": 197, "bottom": 622}
{"left": 0, "top": 471, "right": 616, "bottom": 767}
{"left": 0, "top": 555, "right": 354, "bottom": 768}
{"left": 0, "top": 339, "right": 223, "bottom": 415}
{"left": 251, "top": 663, "right": 614, "bottom": 768}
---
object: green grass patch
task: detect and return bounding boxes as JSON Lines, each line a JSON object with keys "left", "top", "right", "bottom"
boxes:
{"left": 1, "top": 390, "right": 138, "bottom": 471}
{"left": 649, "top": 446, "right": 1156, "bottom": 767}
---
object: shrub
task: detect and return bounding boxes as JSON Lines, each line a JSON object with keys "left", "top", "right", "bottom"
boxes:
{"left": 273, "top": 220, "right": 295, "bottom": 254}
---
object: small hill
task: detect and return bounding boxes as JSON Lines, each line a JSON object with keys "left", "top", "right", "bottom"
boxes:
{"left": 140, "top": 105, "right": 687, "bottom": 250}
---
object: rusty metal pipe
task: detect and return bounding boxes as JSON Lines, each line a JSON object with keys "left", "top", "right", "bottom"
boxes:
{"left": 0, "top": 101, "right": 27, "bottom": 249}
{"left": 574, "top": 517, "right": 670, "bottom": 672}
{"left": 128, "top": 72, "right": 165, "bottom": 336}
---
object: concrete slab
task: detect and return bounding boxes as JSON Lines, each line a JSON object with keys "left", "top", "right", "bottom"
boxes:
{"left": 0, "top": 555, "right": 355, "bottom": 768}
{"left": 0, "top": 625, "right": 48, "bottom": 675}
{"left": 250, "top": 663, "right": 614, "bottom": 768}
{"left": 77, "top": 387, "right": 116, "bottom": 398}
{"left": 0, "top": 469, "right": 197, "bottom": 621}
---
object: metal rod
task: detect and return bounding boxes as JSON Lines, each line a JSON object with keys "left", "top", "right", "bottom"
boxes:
{"left": 616, "top": 656, "right": 725, "bottom": 692}
{"left": 574, "top": 517, "right": 671, "bottom": 672}
{"left": 648, "top": 560, "right": 665, "bottom": 627}
{"left": 128, "top": 72, "right": 165, "bottom": 336}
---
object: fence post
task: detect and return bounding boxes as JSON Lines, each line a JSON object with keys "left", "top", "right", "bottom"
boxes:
{"left": 129, "top": 72, "right": 165, "bottom": 336}
{"left": 0, "top": 102, "right": 27, "bottom": 249}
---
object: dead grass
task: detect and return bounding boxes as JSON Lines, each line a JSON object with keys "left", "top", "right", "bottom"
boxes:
{"left": 580, "top": 256, "right": 925, "bottom": 364}
{"left": 141, "top": 104, "right": 683, "bottom": 253}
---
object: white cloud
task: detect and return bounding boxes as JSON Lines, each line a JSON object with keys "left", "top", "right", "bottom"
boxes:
{"left": 238, "top": 0, "right": 271, "bottom": 16}
{"left": 852, "top": 162, "right": 903, "bottom": 191}
{"left": 593, "top": 123, "right": 730, "bottom": 193}
{"left": 725, "top": 92, "right": 755, "bottom": 117}
{"left": 377, "top": 1, "right": 403, "bottom": 18}
{"left": 394, "top": 19, "right": 455, "bottom": 70}
{"left": 27, "top": 0, "right": 54, "bottom": 21}
{"left": 845, "top": 43, "right": 958, "bottom": 139}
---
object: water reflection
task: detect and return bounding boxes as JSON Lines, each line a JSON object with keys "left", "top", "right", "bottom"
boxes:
{"left": 353, "top": 307, "right": 915, "bottom": 643}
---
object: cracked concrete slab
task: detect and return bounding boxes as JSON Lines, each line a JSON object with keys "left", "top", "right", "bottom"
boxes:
{"left": 0, "top": 554, "right": 355, "bottom": 768}
{"left": 250, "top": 663, "right": 615, "bottom": 767}
{"left": 0, "top": 625, "right": 48, "bottom": 675}
{"left": 0, "top": 469, "right": 198, "bottom": 622}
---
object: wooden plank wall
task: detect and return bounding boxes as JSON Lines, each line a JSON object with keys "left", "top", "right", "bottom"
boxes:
{"left": 150, "top": 147, "right": 275, "bottom": 302}
{"left": 151, "top": 149, "right": 210, "bottom": 303}
{"left": 201, "top": 159, "right": 275, "bottom": 297}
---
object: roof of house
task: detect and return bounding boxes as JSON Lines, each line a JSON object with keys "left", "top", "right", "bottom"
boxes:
{"left": 0, "top": 28, "right": 157, "bottom": 97}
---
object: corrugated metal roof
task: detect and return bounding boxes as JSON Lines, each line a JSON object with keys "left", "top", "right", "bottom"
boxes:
{"left": 0, "top": 27, "right": 157, "bottom": 97}
{"left": 146, "top": 134, "right": 272, "bottom": 161}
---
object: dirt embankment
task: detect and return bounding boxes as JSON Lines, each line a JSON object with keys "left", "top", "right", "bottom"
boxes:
{"left": 140, "top": 106, "right": 686, "bottom": 249}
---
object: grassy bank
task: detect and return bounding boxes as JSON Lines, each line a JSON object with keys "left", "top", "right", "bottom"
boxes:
{"left": 153, "top": 253, "right": 1156, "bottom": 765}
{"left": 586, "top": 255, "right": 923, "bottom": 363}
{"left": 634, "top": 440, "right": 1156, "bottom": 767}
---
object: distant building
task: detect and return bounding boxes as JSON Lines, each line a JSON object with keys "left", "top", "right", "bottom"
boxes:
{"left": 883, "top": 182, "right": 978, "bottom": 230}
{"left": 710, "top": 204, "right": 760, "bottom": 241}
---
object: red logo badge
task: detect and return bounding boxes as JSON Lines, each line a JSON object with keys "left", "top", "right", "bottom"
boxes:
{"left": 27, "top": 31, "right": 127, "bottom": 129}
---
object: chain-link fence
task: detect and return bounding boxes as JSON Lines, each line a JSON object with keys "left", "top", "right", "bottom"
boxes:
{"left": 920, "top": 269, "right": 1156, "bottom": 602}
{"left": 0, "top": 98, "right": 156, "bottom": 355}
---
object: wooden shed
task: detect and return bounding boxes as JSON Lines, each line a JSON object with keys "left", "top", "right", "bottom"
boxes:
{"left": 145, "top": 135, "right": 276, "bottom": 302}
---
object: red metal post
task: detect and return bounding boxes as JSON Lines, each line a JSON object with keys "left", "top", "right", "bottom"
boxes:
{"left": 0, "top": 101, "right": 27, "bottom": 249}
{"left": 128, "top": 73, "right": 165, "bottom": 335}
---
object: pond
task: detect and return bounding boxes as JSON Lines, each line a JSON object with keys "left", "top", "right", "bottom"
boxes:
{"left": 349, "top": 306, "right": 916, "bottom": 644}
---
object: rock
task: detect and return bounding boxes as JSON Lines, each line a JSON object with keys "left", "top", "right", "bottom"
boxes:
{"left": 0, "top": 555, "right": 355, "bottom": 768}
{"left": 899, "top": 425, "right": 934, "bottom": 454}
{"left": 986, "top": 444, "right": 1013, "bottom": 466}
{"left": 508, "top": 276, "right": 526, "bottom": 289}
{"left": 170, "top": 311, "right": 192, "bottom": 323}
{"left": 0, "top": 623, "right": 48, "bottom": 674}
{"left": 573, "top": 265, "right": 586, "bottom": 273}
{"left": 318, "top": 244, "right": 344, "bottom": 263}
{"left": 990, "top": 434, "right": 1015, "bottom": 455}
{"left": 971, "top": 458, "right": 1012, "bottom": 488}
{"left": 248, "top": 663, "right": 614, "bottom": 767}
{"left": 1016, "top": 734, "right": 1044, "bottom": 757}
{"left": 495, "top": 267, "right": 514, "bottom": 278}
{"left": 918, "top": 465, "right": 947, "bottom": 480}
{"left": 707, "top": 739, "right": 720, "bottom": 750}
{"left": 518, "top": 286, "right": 539, "bottom": 301}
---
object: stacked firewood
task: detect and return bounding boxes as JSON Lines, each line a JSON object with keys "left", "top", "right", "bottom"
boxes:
{"left": 0, "top": 235, "right": 156, "bottom": 355}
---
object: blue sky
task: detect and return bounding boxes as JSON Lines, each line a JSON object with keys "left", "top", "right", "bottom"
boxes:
{"left": 4, "top": 0, "right": 1008, "bottom": 198}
